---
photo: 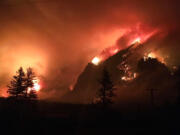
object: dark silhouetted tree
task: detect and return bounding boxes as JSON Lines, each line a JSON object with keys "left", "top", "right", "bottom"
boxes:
{"left": 7, "top": 67, "right": 38, "bottom": 100}
{"left": 7, "top": 67, "right": 26, "bottom": 98}
{"left": 28, "top": 90, "right": 37, "bottom": 100}
{"left": 97, "top": 68, "right": 115, "bottom": 107}
{"left": 25, "top": 67, "right": 36, "bottom": 98}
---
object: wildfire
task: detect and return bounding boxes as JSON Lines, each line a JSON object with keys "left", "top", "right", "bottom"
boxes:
{"left": 131, "top": 37, "right": 141, "bottom": 44}
{"left": 27, "top": 78, "right": 41, "bottom": 93}
{"left": 148, "top": 52, "right": 156, "bottom": 58}
{"left": 92, "top": 57, "right": 101, "bottom": 65}
{"left": 113, "top": 49, "right": 119, "bottom": 54}
{"left": 121, "top": 73, "right": 137, "bottom": 81}
{"left": 129, "top": 29, "right": 159, "bottom": 45}
{"left": 144, "top": 52, "right": 156, "bottom": 60}
{"left": 90, "top": 27, "right": 159, "bottom": 66}
{"left": 109, "top": 47, "right": 119, "bottom": 55}
{"left": 144, "top": 52, "right": 167, "bottom": 64}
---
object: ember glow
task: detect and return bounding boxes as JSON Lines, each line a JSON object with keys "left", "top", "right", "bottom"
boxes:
{"left": 28, "top": 79, "right": 41, "bottom": 93}
{"left": 144, "top": 52, "right": 167, "bottom": 64}
{"left": 128, "top": 29, "right": 159, "bottom": 45}
{"left": 0, "top": 0, "right": 179, "bottom": 101}
{"left": 109, "top": 47, "right": 119, "bottom": 55}
{"left": 148, "top": 52, "right": 156, "bottom": 58}
{"left": 144, "top": 52, "right": 157, "bottom": 60}
{"left": 92, "top": 57, "right": 101, "bottom": 65}
{"left": 90, "top": 26, "right": 159, "bottom": 66}
{"left": 131, "top": 37, "right": 141, "bottom": 44}
{"left": 121, "top": 73, "right": 138, "bottom": 81}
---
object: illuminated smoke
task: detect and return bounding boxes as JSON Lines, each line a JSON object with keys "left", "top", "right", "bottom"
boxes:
{"left": 91, "top": 27, "right": 159, "bottom": 65}
{"left": 0, "top": 0, "right": 179, "bottom": 101}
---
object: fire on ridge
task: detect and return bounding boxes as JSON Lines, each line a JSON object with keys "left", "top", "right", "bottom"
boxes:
{"left": 91, "top": 36, "right": 142, "bottom": 66}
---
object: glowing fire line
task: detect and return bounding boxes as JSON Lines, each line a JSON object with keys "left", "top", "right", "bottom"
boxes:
{"left": 91, "top": 29, "right": 159, "bottom": 66}
{"left": 27, "top": 79, "right": 41, "bottom": 93}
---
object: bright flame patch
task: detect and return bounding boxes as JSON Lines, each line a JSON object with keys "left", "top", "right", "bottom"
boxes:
{"left": 92, "top": 57, "right": 101, "bottom": 65}
{"left": 28, "top": 79, "right": 41, "bottom": 93}
{"left": 148, "top": 52, "right": 156, "bottom": 58}
{"left": 144, "top": 52, "right": 167, "bottom": 64}
{"left": 131, "top": 37, "right": 141, "bottom": 44}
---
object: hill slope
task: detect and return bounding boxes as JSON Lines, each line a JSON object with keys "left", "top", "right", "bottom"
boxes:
{"left": 63, "top": 43, "right": 177, "bottom": 106}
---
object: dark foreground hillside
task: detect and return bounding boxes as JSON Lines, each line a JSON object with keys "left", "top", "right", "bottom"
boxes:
{"left": 0, "top": 98, "right": 180, "bottom": 135}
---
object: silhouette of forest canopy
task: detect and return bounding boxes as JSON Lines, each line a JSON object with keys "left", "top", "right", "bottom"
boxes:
{"left": 1, "top": 57, "right": 180, "bottom": 135}
{"left": 7, "top": 67, "right": 37, "bottom": 100}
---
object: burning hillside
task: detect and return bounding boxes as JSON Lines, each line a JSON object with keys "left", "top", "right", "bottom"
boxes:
{"left": 62, "top": 31, "right": 180, "bottom": 105}
{"left": 90, "top": 26, "right": 160, "bottom": 66}
{"left": 0, "top": 0, "right": 180, "bottom": 101}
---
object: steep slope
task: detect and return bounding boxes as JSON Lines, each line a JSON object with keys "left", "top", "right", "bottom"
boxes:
{"left": 62, "top": 42, "right": 178, "bottom": 105}
{"left": 63, "top": 43, "right": 146, "bottom": 103}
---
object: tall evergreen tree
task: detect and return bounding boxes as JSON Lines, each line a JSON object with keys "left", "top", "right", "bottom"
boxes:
{"left": 97, "top": 68, "right": 115, "bottom": 107}
{"left": 7, "top": 67, "right": 26, "bottom": 98}
{"left": 7, "top": 67, "right": 38, "bottom": 100}
{"left": 28, "top": 90, "right": 38, "bottom": 100}
{"left": 25, "top": 67, "right": 36, "bottom": 98}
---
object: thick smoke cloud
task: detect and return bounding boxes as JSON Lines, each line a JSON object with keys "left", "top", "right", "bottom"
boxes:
{"left": 0, "top": 0, "right": 180, "bottom": 100}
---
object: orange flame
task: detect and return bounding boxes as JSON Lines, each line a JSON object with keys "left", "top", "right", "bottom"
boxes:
{"left": 144, "top": 52, "right": 167, "bottom": 64}
{"left": 92, "top": 57, "right": 101, "bottom": 65}
{"left": 27, "top": 78, "right": 41, "bottom": 93}
{"left": 131, "top": 37, "right": 141, "bottom": 44}
{"left": 148, "top": 52, "right": 156, "bottom": 58}
{"left": 91, "top": 27, "right": 159, "bottom": 66}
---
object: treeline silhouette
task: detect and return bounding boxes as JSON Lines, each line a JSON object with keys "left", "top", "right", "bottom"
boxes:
{"left": 7, "top": 67, "right": 37, "bottom": 100}
{"left": 1, "top": 58, "right": 180, "bottom": 135}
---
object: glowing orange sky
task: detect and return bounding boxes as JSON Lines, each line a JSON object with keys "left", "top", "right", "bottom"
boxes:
{"left": 0, "top": 0, "right": 180, "bottom": 100}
